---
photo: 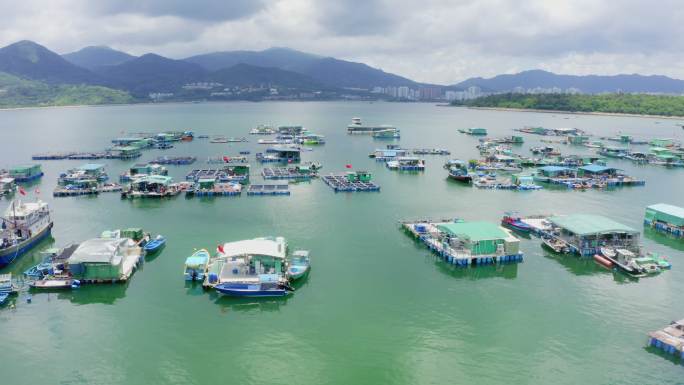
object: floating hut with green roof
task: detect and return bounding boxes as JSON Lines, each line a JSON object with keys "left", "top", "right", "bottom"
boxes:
{"left": 645, "top": 203, "right": 684, "bottom": 238}
{"left": 401, "top": 219, "right": 523, "bottom": 266}
{"left": 548, "top": 214, "right": 640, "bottom": 256}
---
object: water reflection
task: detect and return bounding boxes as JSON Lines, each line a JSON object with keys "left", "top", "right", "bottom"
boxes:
{"left": 644, "top": 228, "right": 684, "bottom": 252}
{"left": 541, "top": 249, "right": 640, "bottom": 284}
{"left": 212, "top": 292, "right": 290, "bottom": 313}
{"left": 431, "top": 254, "right": 519, "bottom": 280}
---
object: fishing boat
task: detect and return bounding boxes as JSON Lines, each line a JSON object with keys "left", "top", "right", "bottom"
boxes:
{"left": 541, "top": 236, "right": 569, "bottom": 253}
{"left": 29, "top": 277, "right": 75, "bottom": 290}
{"left": 155, "top": 141, "right": 174, "bottom": 149}
{"left": 184, "top": 249, "right": 210, "bottom": 281}
{"left": 143, "top": 235, "right": 166, "bottom": 253}
{"left": 214, "top": 274, "right": 293, "bottom": 297}
{"left": 287, "top": 250, "right": 310, "bottom": 280}
{"left": 347, "top": 117, "right": 396, "bottom": 134}
{"left": 0, "top": 177, "right": 15, "bottom": 196}
{"left": 0, "top": 200, "right": 53, "bottom": 268}
{"left": 227, "top": 137, "right": 247, "bottom": 143}
{"left": 250, "top": 125, "right": 276, "bottom": 135}
{"left": 501, "top": 213, "right": 532, "bottom": 234}
{"left": 210, "top": 136, "right": 229, "bottom": 143}
{"left": 446, "top": 160, "right": 472, "bottom": 183}
{"left": 599, "top": 248, "right": 646, "bottom": 277}
{"left": 372, "top": 128, "right": 400, "bottom": 139}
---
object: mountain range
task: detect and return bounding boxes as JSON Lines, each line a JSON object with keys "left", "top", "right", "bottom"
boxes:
{"left": 452, "top": 69, "right": 684, "bottom": 94}
{"left": 1, "top": 40, "right": 684, "bottom": 107}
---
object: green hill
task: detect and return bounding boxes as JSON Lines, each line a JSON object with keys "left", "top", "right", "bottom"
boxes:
{"left": 456, "top": 93, "right": 684, "bottom": 117}
{"left": 0, "top": 72, "right": 133, "bottom": 108}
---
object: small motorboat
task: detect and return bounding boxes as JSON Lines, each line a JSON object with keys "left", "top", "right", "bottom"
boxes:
{"left": 210, "top": 136, "right": 229, "bottom": 143}
{"left": 501, "top": 214, "right": 532, "bottom": 234}
{"left": 144, "top": 235, "right": 166, "bottom": 253}
{"left": 29, "top": 278, "right": 75, "bottom": 290}
{"left": 287, "top": 250, "right": 311, "bottom": 280}
{"left": 184, "top": 249, "right": 210, "bottom": 281}
{"left": 214, "top": 274, "right": 293, "bottom": 297}
{"left": 541, "top": 237, "right": 569, "bottom": 253}
{"left": 600, "top": 248, "right": 646, "bottom": 277}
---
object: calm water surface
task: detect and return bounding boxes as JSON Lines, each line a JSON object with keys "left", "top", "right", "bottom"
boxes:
{"left": 1, "top": 102, "right": 683, "bottom": 385}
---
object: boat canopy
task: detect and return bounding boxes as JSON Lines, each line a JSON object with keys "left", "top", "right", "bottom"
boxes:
{"left": 219, "top": 237, "right": 286, "bottom": 259}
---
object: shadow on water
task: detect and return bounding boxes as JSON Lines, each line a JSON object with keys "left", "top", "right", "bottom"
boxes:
{"left": 433, "top": 255, "right": 519, "bottom": 280}
{"left": 51, "top": 281, "right": 130, "bottom": 305}
{"left": 644, "top": 228, "right": 684, "bottom": 252}
{"left": 211, "top": 291, "right": 291, "bottom": 314}
{"left": 143, "top": 247, "right": 165, "bottom": 263}
{"left": 643, "top": 346, "right": 683, "bottom": 366}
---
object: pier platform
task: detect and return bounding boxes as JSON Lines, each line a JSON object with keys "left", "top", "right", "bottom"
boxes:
{"left": 247, "top": 184, "right": 290, "bottom": 196}
{"left": 322, "top": 175, "right": 380, "bottom": 192}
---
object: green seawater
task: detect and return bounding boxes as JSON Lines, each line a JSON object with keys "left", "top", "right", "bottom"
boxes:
{"left": 1, "top": 102, "right": 683, "bottom": 385}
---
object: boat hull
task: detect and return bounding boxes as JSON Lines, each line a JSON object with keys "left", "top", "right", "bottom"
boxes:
{"left": 0, "top": 222, "right": 53, "bottom": 268}
{"left": 215, "top": 283, "right": 290, "bottom": 297}
{"left": 448, "top": 174, "right": 472, "bottom": 183}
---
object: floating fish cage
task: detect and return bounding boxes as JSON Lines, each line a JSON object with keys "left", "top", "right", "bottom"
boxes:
{"left": 247, "top": 184, "right": 290, "bottom": 196}
{"left": 322, "top": 174, "right": 380, "bottom": 192}
{"left": 32, "top": 152, "right": 76, "bottom": 160}
{"left": 262, "top": 167, "right": 316, "bottom": 180}
{"left": 150, "top": 156, "right": 197, "bottom": 165}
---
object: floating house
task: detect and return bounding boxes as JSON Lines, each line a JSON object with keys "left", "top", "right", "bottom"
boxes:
{"left": 8, "top": 164, "right": 43, "bottom": 182}
{"left": 645, "top": 203, "right": 684, "bottom": 238}
{"left": 278, "top": 125, "right": 307, "bottom": 136}
{"left": 121, "top": 175, "right": 180, "bottom": 198}
{"left": 59, "top": 164, "right": 109, "bottom": 184}
{"left": 386, "top": 157, "right": 425, "bottom": 171}
{"left": 402, "top": 219, "right": 523, "bottom": 266}
{"left": 547, "top": 214, "right": 640, "bottom": 256}
{"left": 567, "top": 135, "right": 589, "bottom": 145}
{"left": 107, "top": 146, "right": 141, "bottom": 159}
{"left": 533, "top": 166, "right": 577, "bottom": 182}
{"left": 347, "top": 117, "right": 396, "bottom": 134}
{"left": 256, "top": 147, "right": 301, "bottom": 163}
{"left": 66, "top": 238, "right": 143, "bottom": 282}
{"left": 650, "top": 138, "right": 674, "bottom": 148}
{"left": 250, "top": 124, "right": 276, "bottom": 135}
{"left": 369, "top": 148, "right": 409, "bottom": 161}
{"left": 120, "top": 163, "right": 168, "bottom": 182}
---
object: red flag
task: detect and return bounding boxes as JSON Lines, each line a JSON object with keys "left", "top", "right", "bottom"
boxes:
{"left": 217, "top": 244, "right": 224, "bottom": 254}
{"left": 345, "top": 164, "right": 352, "bottom": 169}
{"left": 223, "top": 156, "right": 229, "bottom": 163}
{"left": 34, "top": 188, "right": 40, "bottom": 195}
{"left": 18, "top": 187, "right": 26, "bottom": 196}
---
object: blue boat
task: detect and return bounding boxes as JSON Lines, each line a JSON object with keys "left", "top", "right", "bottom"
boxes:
{"left": 0, "top": 273, "right": 16, "bottom": 305}
{"left": 143, "top": 235, "right": 166, "bottom": 253}
{"left": 214, "top": 274, "right": 293, "bottom": 297}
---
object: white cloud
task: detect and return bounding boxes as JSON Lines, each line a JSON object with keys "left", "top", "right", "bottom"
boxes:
{"left": 0, "top": 0, "right": 682, "bottom": 84}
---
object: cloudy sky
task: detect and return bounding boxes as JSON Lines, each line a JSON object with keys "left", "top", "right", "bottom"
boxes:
{"left": 0, "top": 0, "right": 681, "bottom": 84}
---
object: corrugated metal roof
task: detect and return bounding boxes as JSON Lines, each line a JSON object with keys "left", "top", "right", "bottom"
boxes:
{"left": 549, "top": 214, "right": 637, "bottom": 236}
{"left": 219, "top": 237, "right": 286, "bottom": 259}
{"left": 647, "top": 203, "right": 684, "bottom": 221}
{"left": 437, "top": 222, "right": 509, "bottom": 241}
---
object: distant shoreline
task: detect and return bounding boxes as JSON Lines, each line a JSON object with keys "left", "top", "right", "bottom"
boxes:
{"left": 461, "top": 106, "right": 684, "bottom": 120}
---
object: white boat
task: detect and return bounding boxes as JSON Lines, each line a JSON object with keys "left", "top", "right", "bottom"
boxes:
{"left": 287, "top": 250, "right": 310, "bottom": 280}
{"left": 347, "top": 117, "right": 396, "bottom": 134}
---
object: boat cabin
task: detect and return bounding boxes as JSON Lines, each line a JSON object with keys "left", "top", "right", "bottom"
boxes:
{"left": 9, "top": 164, "right": 43, "bottom": 182}
{"left": 205, "top": 237, "right": 288, "bottom": 286}
{"left": 66, "top": 238, "right": 142, "bottom": 281}
{"left": 436, "top": 221, "right": 520, "bottom": 257}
